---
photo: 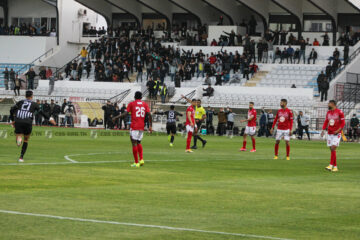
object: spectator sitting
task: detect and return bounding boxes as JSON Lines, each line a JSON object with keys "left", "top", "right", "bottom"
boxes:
{"left": 291, "top": 84, "right": 296, "bottom": 88}
{"left": 313, "top": 38, "right": 320, "bottom": 46}
{"left": 210, "top": 39, "right": 218, "bottom": 46}
{"left": 249, "top": 62, "right": 259, "bottom": 77}
{"left": 308, "top": 48, "right": 318, "bottom": 64}
{"left": 203, "top": 84, "right": 214, "bottom": 97}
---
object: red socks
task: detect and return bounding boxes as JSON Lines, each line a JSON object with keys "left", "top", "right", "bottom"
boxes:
{"left": 186, "top": 132, "right": 192, "bottom": 150}
{"left": 242, "top": 141, "right": 247, "bottom": 149}
{"left": 286, "top": 145, "right": 290, "bottom": 157}
{"left": 251, "top": 138, "right": 256, "bottom": 150}
{"left": 132, "top": 146, "right": 138, "bottom": 163}
{"left": 331, "top": 150, "right": 337, "bottom": 166}
{"left": 275, "top": 143, "right": 279, "bottom": 156}
{"left": 137, "top": 144, "right": 143, "bottom": 160}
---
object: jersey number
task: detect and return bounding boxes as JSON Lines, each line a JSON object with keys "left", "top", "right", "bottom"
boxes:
{"left": 21, "top": 102, "right": 31, "bottom": 111}
{"left": 135, "top": 107, "right": 145, "bottom": 117}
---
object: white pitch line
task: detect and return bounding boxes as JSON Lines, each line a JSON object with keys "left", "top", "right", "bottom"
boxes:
{"left": 64, "top": 155, "right": 78, "bottom": 163}
{"left": 0, "top": 209, "right": 294, "bottom": 240}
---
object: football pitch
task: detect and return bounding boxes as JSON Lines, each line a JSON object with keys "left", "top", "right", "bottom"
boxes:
{"left": 0, "top": 125, "right": 359, "bottom": 240}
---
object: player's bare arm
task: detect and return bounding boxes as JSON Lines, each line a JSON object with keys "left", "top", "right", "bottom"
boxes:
{"left": 187, "top": 111, "right": 194, "bottom": 127}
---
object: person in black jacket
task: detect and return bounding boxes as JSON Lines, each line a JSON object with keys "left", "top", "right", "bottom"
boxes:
{"left": 317, "top": 71, "right": 325, "bottom": 94}
{"left": 308, "top": 48, "right": 317, "bottom": 64}
{"left": 3, "top": 67, "right": 9, "bottom": 90}
{"left": 102, "top": 100, "right": 113, "bottom": 129}
{"left": 223, "top": 30, "right": 235, "bottom": 46}
{"left": 350, "top": 114, "right": 359, "bottom": 142}
{"left": 320, "top": 77, "right": 329, "bottom": 102}
{"left": 25, "top": 68, "right": 36, "bottom": 90}
{"left": 325, "top": 62, "right": 332, "bottom": 81}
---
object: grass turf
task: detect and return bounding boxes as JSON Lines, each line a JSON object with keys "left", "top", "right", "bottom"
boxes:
{"left": 0, "top": 125, "right": 359, "bottom": 240}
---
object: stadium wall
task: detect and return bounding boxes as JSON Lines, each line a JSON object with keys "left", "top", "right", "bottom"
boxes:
{"left": 0, "top": 36, "right": 57, "bottom": 64}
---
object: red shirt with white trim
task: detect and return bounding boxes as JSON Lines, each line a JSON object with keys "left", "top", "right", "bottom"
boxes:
{"left": 272, "top": 108, "right": 293, "bottom": 130}
{"left": 186, "top": 105, "right": 195, "bottom": 126}
{"left": 126, "top": 100, "right": 150, "bottom": 131}
{"left": 322, "top": 108, "right": 345, "bottom": 135}
{"left": 247, "top": 108, "right": 257, "bottom": 127}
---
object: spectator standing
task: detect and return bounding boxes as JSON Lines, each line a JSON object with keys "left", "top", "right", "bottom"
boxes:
{"left": 25, "top": 68, "right": 36, "bottom": 90}
{"left": 9, "top": 68, "right": 16, "bottom": 90}
{"left": 80, "top": 47, "right": 88, "bottom": 66}
{"left": 206, "top": 107, "right": 214, "bottom": 131}
{"left": 160, "top": 83, "right": 168, "bottom": 103}
{"left": 119, "top": 103, "right": 127, "bottom": 129}
{"left": 350, "top": 114, "right": 359, "bottom": 142}
{"left": 3, "top": 67, "right": 9, "bottom": 90}
{"left": 320, "top": 77, "right": 329, "bottom": 102}
{"left": 298, "top": 39, "right": 306, "bottom": 64}
{"left": 258, "top": 109, "right": 268, "bottom": 137}
{"left": 13, "top": 75, "right": 22, "bottom": 96}
{"left": 102, "top": 100, "right": 113, "bottom": 129}
{"left": 298, "top": 111, "right": 311, "bottom": 140}
{"left": 321, "top": 32, "right": 330, "bottom": 46}
{"left": 214, "top": 108, "right": 227, "bottom": 136}
{"left": 317, "top": 71, "right": 325, "bottom": 94}
{"left": 226, "top": 108, "right": 235, "bottom": 132}
{"left": 267, "top": 109, "right": 273, "bottom": 137}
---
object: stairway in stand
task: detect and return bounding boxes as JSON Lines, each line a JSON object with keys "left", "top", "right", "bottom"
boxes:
{"left": 244, "top": 71, "right": 268, "bottom": 87}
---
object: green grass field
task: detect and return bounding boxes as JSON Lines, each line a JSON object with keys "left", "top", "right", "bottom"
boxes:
{"left": 0, "top": 125, "right": 359, "bottom": 240}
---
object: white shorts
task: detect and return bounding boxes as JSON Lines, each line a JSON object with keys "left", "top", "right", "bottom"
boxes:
{"left": 275, "top": 129, "right": 290, "bottom": 141}
{"left": 245, "top": 126, "right": 256, "bottom": 136}
{"left": 327, "top": 133, "right": 341, "bottom": 147}
{"left": 186, "top": 125, "right": 194, "bottom": 133}
{"left": 130, "top": 129, "right": 144, "bottom": 141}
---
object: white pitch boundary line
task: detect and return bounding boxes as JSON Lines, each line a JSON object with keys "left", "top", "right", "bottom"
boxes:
{"left": 0, "top": 209, "right": 294, "bottom": 240}
{"left": 64, "top": 155, "right": 78, "bottom": 163}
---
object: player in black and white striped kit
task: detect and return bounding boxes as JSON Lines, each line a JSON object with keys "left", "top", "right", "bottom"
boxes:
{"left": 156, "top": 105, "right": 183, "bottom": 147}
{"left": 10, "top": 91, "right": 55, "bottom": 162}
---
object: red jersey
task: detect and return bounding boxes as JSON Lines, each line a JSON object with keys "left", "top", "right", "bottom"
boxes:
{"left": 322, "top": 108, "right": 345, "bottom": 134}
{"left": 185, "top": 105, "right": 195, "bottom": 126}
{"left": 272, "top": 108, "right": 293, "bottom": 130}
{"left": 126, "top": 100, "right": 150, "bottom": 130}
{"left": 247, "top": 108, "right": 257, "bottom": 127}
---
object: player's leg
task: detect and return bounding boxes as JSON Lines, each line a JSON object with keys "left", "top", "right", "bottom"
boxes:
{"left": 196, "top": 122, "right": 206, "bottom": 147}
{"left": 274, "top": 135, "right": 280, "bottom": 160}
{"left": 285, "top": 140, "right": 290, "bottom": 160}
{"left": 241, "top": 133, "right": 247, "bottom": 151}
{"left": 130, "top": 132, "right": 140, "bottom": 167}
{"left": 250, "top": 135, "right": 256, "bottom": 152}
{"left": 170, "top": 126, "right": 176, "bottom": 147}
{"left": 167, "top": 125, "right": 171, "bottom": 142}
{"left": 137, "top": 140, "right": 144, "bottom": 166}
{"left": 330, "top": 145, "right": 338, "bottom": 171}
{"left": 16, "top": 134, "right": 23, "bottom": 147}
{"left": 186, "top": 126, "right": 193, "bottom": 153}
{"left": 19, "top": 134, "right": 30, "bottom": 162}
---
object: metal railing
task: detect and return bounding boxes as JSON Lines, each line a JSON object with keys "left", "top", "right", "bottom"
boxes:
{"left": 16, "top": 48, "right": 54, "bottom": 75}
{"left": 109, "top": 89, "right": 131, "bottom": 104}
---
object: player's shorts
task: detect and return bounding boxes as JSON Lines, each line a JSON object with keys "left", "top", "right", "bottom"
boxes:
{"left": 275, "top": 129, "right": 290, "bottom": 141}
{"left": 14, "top": 122, "right": 32, "bottom": 135}
{"left": 245, "top": 126, "right": 256, "bottom": 136}
{"left": 195, "top": 119, "right": 203, "bottom": 129}
{"left": 327, "top": 133, "right": 341, "bottom": 147}
{"left": 130, "top": 129, "right": 144, "bottom": 141}
{"left": 186, "top": 125, "right": 194, "bottom": 133}
{"left": 166, "top": 123, "right": 177, "bottom": 135}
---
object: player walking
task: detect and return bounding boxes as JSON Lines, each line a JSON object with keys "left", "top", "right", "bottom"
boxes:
{"left": 192, "top": 99, "right": 207, "bottom": 149}
{"left": 184, "top": 98, "right": 197, "bottom": 153}
{"left": 113, "top": 92, "right": 152, "bottom": 168}
{"left": 320, "top": 100, "right": 345, "bottom": 172}
{"left": 240, "top": 102, "right": 257, "bottom": 152}
{"left": 155, "top": 105, "right": 183, "bottom": 147}
{"left": 9, "top": 91, "right": 55, "bottom": 162}
{"left": 270, "top": 99, "right": 293, "bottom": 160}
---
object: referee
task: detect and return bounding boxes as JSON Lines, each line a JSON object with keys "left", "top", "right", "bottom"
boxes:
{"left": 192, "top": 99, "right": 207, "bottom": 149}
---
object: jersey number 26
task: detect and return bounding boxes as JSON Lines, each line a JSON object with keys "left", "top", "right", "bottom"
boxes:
{"left": 135, "top": 107, "right": 145, "bottom": 117}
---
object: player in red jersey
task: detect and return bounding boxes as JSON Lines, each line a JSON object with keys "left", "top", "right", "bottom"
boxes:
{"left": 320, "top": 100, "right": 345, "bottom": 172}
{"left": 240, "top": 102, "right": 257, "bottom": 152}
{"left": 270, "top": 99, "right": 293, "bottom": 160}
{"left": 184, "top": 98, "right": 197, "bottom": 153}
{"left": 113, "top": 92, "right": 152, "bottom": 168}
